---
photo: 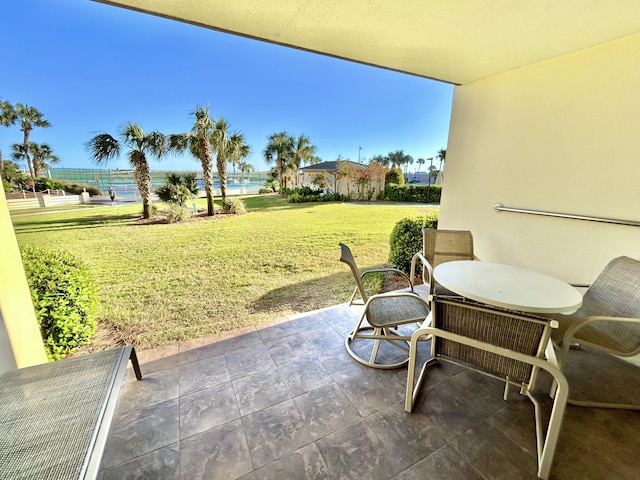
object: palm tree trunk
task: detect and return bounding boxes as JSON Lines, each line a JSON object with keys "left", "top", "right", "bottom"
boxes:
{"left": 23, "top": 129, "right": 35, "bottom": 179}
{"left": 201, "top": 146, "right": 215, "bottom": 216}
{"left": 217, "top": 154, "right": 228, "bottom": 207}
{"left": 134, "top": 161, "right": 153, "bottom": 219}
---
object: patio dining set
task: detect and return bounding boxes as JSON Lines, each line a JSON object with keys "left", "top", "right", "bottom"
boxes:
{"left": 339, "top": 229, "right": 640, "bottom": 480}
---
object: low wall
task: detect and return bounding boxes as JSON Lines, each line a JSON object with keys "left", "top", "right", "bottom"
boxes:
{"left": 6, "top": 194, "right": 86, "bottom": 211}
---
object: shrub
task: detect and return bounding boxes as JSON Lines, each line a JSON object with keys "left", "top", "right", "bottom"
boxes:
{"left": 164, "top": 203, "right": 190, "bottom": 223}
{"left": 20, "top": 245, "right": 98, "bottom": 361}
{"left": 155, "top": 172, "right": 198, "bottom": 206}
{"left": 224, "top": 198, "right": 247, "bottom": 215}
{"left": 55, "top": 180, "right": 101, "bottom": 196}
{"left": 259, "top": 188, "right": 273, "bottom": 194}
{"left": 34, "top": 177, "right": 63, "bottom": 192}
{"left": 385, "top": 167, "right": 404, "bottom": 186}
{"left": 388, "top": 213, "right": 439, "bottom": 273}
{"left": 383, "top": 184, "right": 441, "bottom": 203}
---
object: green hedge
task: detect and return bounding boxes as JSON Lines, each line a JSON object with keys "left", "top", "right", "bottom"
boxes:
{"left": 388, "top": 213, "right": 439, "bottom": 273}
{"left": 384, "top": 184, "right": 441, "bottom": 203}
{"left": 21, "top": 245, "right": 99, "bottom": 361}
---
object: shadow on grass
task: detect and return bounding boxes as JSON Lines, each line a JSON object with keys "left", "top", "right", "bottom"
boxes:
{"left": 12, "top": 213, "right": 140, "bottom": 234}
{"left": 251, "top": 267, "right": 387, "bottom": 315}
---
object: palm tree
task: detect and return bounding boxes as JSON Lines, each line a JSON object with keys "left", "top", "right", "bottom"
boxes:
{"left": 226, "top": 133, "right": 250, "bottom": 193}
{"left": 238, "top": 160, "right": 254, "bottom": 184}
{"left": 12, "top": 142, "right": 59, "bottom": 177}
{"left": 291, "top": 134, "right": 317, "bottom": 186}
{"left": 13, "top": 104, "right": 51, "bottom": 179}
{"left": 86, "top": 123, "right": 167, "bottom": 219}
{"left": 416, "top": 157, "right": 426, "bottom": 172}
{"left": 211, "top": 118, "right": 231, "bottom": 207}
{"left": 168, "top": 105, "right": 217, "bottom": 216}
{"left": 263, "top": 131, "right": 292, "bottom": 189}
{"left": 0, "top": 100, "right": 18, "bottom": 178}
{"left": 437, "top": 148, "right": 446, "bottom": 172}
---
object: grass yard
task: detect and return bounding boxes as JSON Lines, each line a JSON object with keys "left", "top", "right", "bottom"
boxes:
{"left": 12, "top": 195, "right": 437, "bottom": 351}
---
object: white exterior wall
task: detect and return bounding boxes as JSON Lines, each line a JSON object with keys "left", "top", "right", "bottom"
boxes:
{"left": 440, "top": 33, "right": 640, "bottom": 283}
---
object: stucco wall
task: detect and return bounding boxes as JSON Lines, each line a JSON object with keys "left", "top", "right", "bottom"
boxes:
{"left": 0, "top": 183, "right": 48, "bottom": 373}
{"left": 440, "top": 33, "right": 640, "bottom": 283}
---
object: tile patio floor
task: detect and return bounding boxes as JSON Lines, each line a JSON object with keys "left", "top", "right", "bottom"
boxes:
{"left": 98, "top": 302, "right": 640, "bottom": 480}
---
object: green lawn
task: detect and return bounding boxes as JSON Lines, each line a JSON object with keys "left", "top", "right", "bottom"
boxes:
{"left": 12, "top": 195, "right": 437, "bottom": 351}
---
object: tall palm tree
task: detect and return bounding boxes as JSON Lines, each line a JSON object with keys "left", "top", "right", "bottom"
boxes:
{"left": 168, "top": 106, "right": 216, "bottom": 216}
{"left": 86, "top": 123, "right": 167, "bottom": 219}
{"left": 263, "top": 131, "right": 292, "bottom": 189}
{"left": 225, "top": 132, "right": 250, "bottom": 197}
{"left": 416, "top": 157, "right": 426, "bottom": 172}
{"left": 211, "top": 118, "right": 231, "bottom": 207}
{"left": 14, "top": 104, "right": 51, "bottom": 179}
{"left": 12, "top": 142, "right": 59, "bottom": 177}
{"left": 0, "top": 100, "right": 18, "bottom": 178}
{"left": 291, "top": 134, "right": 317, "bottom": 186}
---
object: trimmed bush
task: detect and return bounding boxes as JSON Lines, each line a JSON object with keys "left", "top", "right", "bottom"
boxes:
{"left": 384, "top": 184, "right": 441, "bottom": 203}
{"left": 388, "top": 213, "right": 439, "bottom": 273}
{"left": 20, "top": 245, "right": 98, "bottom": 361}
{"left": 258, "top": 188, "right": 273, "bottom": 194}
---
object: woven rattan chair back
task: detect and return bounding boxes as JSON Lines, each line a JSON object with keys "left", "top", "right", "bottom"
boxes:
{"left": 431, "top": 296, "right": 552, "bottom": 385}
{"left": 423, "top": 229, "right": 475, "bottom": 268}
{"left": 578, "top": 256, "right": 640, "bottom": 354}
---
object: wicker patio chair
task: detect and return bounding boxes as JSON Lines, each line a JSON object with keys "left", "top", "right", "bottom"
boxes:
{"left": 410, "top": 229, "right": 477, "bottom": 296}
{"left": 405, "top": 295, "right": 568, "bottom": 480}
{"left": 339, "top": 243, "right": 430, "bottom": 368}
{"left": 548, "top": 255, "right": 640, "bottom": 410}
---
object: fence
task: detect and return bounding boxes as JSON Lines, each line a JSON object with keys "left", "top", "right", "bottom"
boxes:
{"left": 48, "top": 168, "right": 269, "bottom": 199}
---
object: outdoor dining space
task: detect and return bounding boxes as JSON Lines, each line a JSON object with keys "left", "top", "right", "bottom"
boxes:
{"left": 96, "top": 234, "right": 640, "bottom": 480}
{"left": 98, "top": 300, "right": 640, "bottom": 480}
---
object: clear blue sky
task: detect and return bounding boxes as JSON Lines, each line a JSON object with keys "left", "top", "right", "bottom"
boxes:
{"left": 1, "top": 0, "right": 454, "bottom": 173}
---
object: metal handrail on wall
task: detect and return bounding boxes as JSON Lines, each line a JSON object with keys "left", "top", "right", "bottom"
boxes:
{"left": 494, "top": 203, "right": 640, "bottom": 228}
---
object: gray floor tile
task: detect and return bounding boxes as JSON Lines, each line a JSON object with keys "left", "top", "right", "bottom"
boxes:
{"left": 392, "top": 444, "right": 484, "bottom": 480}
{"left": 232, "top": 369, "right": 291, "bottom": 417}
{"left": 279, "top": 358, "right": 334, "bottom": 397}
{"left": 179, "top": 353, "right": 229, "bottom": 395}
{"left": 452, "top": 419, "right": 537, "bottom": 480}
{"left": 293, "top": 382, "right": 362, "bottom": 440}
{"left": 241, "top": 399, "right": 314, "bottom": 469}
{"left": 316, "top": 420, "right": 399, "bottom": 479}
{"left": 225, "top": 344, "right": 277, "bottom": 381}
{"left": 250, "top": 443, "right": 332, "bottom": 480}
{"left": 101, "top": 443, "right": 180, "bottom": 480}
{"left": 180, "top": 381, "right": 240, "bottom": 439}
{"left": 104, "top": 398, "right": 180, "bottom": 468}
{"left": 265, "top": 334, "right": 314, "bottom": 366}
{"left": 180, "top": 419, "right": 253, "bottom": 480}
{"left": 366, "top": 401, "right": 447, "bottom": 471}
{"left": 118, "top": 365, "right": 180, "bottom": 412}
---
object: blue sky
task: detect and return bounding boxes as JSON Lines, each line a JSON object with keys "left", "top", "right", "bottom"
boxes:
{"left": 1, "top": 0, "right": 454, "bottom": 173}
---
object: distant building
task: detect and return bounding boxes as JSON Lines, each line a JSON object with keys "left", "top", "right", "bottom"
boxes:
{"left": 299, "top": 161, "right": 385, "bottom": 199}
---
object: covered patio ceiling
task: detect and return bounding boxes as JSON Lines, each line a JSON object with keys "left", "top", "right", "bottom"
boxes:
{"left": 97, "top": 0, "right": 640, "bottom": 84}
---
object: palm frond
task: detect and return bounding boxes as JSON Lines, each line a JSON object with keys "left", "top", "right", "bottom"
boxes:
{"left": 85, "top": 133, "right": 120, "bottom": 165}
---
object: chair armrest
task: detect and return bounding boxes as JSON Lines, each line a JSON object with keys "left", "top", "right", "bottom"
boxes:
{"left": 564, "top": 315, "right": 640, "bottom": 340}
{"left": 410, "top": 252, "right": 434, "bottom": 291}
{"left": 361, "top": 267, "right": 414, "bottom": 291}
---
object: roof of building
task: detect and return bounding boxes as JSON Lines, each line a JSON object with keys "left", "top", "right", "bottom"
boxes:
{"left": 300, "top": 160, "right": 368, "bottom": 172}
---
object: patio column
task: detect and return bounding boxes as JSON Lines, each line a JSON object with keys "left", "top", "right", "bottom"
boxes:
{"left": 0, "top": 182, "right": 48, "bottom": 374}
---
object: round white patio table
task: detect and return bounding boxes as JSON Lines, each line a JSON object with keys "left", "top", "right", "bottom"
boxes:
{"left": 433, "top": 261, "right": 583, "bottom": 314}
